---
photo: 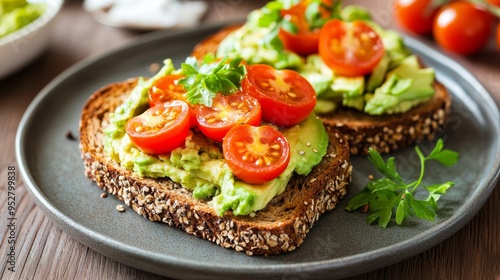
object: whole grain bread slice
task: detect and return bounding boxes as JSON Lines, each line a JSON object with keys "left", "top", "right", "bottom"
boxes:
{"left": 79, "top": 79, "right": 352, "bottom": 255}
{"left": 319, "top": 82, "right": 450, "bottom": 155}
{"left": 190, "top": 26, "right": 452, "bottom": 155}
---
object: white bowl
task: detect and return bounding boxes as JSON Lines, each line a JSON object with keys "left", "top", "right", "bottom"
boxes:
{"left": 0, "top": 0, "right": 63, "bottom": 79}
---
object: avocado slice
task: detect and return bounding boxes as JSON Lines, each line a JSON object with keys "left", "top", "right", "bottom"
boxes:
{"left": 283, "top": 113, "right": 329, "bottom": 175}
{"left": 365, "top": 55, "right": 435, "bottom": 115}
{"left": 367, "top": 53, "right": 390, "bottom": 92}
{"left": 212, "top": 114, "right": 329, "bottom": 216}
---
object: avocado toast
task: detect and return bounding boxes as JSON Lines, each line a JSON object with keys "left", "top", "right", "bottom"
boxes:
{"left": 79, "top": 57, "right": 352, "bottom": 255}
{"left": 190, "top": 1, "right": 451, "bottom": 155}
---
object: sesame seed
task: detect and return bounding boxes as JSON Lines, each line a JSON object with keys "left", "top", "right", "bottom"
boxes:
{"left": 116, "top": 204, "right": 125, "bottom": 212}
{"left": 312, "top": 148, "right": 318, "bottom": 153}
{"left": 100, "top": 193, "right": 108, "bottom": 198}
{"left": 299, "top": 150, "right": 305, "bottom": 155}
{"left": 368, "top": 174, "right": 374, "bottom": 180}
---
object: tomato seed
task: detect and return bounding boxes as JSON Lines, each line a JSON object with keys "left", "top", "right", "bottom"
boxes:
{"left": 360, "top": 33, "right": 370, "bottom": 42}
{"left": 264, "top": 156, "right": 273, "bottom": 165}
{"left": 270, "top": 143, "right": 281, "bottom": 150}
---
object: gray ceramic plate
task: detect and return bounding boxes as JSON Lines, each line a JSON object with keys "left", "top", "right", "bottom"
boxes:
{"left": 16, "top": 23, "right": 500, "bottom": 280}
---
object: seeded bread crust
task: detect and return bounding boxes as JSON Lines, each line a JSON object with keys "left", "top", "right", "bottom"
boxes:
{"left": 319, "top": 82, "right": 450, "bottom": 155}
{"left": 191, "top": 26, "right": 452, "bottom": 155}
{"left": 79, "top": 79, "right": 352, "bottom": 255}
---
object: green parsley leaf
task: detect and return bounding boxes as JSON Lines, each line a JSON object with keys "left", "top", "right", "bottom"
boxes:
{"left": 304, "top": 0, "right": 341, "bottom": 30}
{"left": 258, "top": 1, "right": 283, "bottom": 28}
{"left": 178, "top": 56, "right": 246, "bottom": 107}
{"left": 346, "top": 139, "right": 460, "bottom": 228}
{"left": 395, "top": 194, "right": 409, "bottom": 225}
{"left": 281, "top": 19, "right": 299, "bottom": 34}
{"left": 425, "top": 139, "right": 460, "bottom": 166}
{"left": 367, "top": 148, "right": 403, "bottom": 183}
{"left": 425, "top": 182, "right": 454, "bottom": 210}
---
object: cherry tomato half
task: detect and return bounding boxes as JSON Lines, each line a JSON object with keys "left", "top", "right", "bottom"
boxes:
{"left": 319, "top": 19, "right": 384, "bottom": 77}
{"left": 223, "top": 124, "right": 290, "bottom": 184}
{"left": 394, "top": 0, "right": 439, "bottom": 35}
{"left": 278, "top": 2, "right": 321, "bottom": 56}
{"left": 487, "top": 0, "right": 500, "bottom": 6}
{"left": 196, "top": 92, "right": 262, "bottom": 142}
{"left": 242, "top": 64, "right": 316, "bottom": 127}
{"left": 433, "top": 2, "right": 493, "bottom": 55}
{"left": 148, "top": 74, "right": 198, "bottom": 128}
{"left": 148, "top": 74, "right": 186, "bottom": 106}
{"left": 126, "top": 100, "right": 190, "bottom": 154}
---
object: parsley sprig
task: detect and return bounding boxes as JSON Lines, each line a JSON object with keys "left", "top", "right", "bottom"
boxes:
{"left": 257, "top": 0, "right": 341, "bottom": 52}
{"left": 346, "top": 139, "right": 459, "bottom": 228}
{"left": 179, "top": 55, "right": 246, "bottom": 107}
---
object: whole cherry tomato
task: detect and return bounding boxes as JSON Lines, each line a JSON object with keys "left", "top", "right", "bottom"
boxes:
{"left": 223, "top": 124, "right": 290, "bottom": 184}
{"left": 242, "top": 64, "right": 316, "bottom": 126}
{"left": 126, "top": 100, "right": 190, "bottom": 154}
{"left": 433, "top": 2, "right": 493, "bottom": 55}
{"left": 394, "top": 0, "right": 440, "bottom": 35}
{"left": 318, "top": 19, "right": 384, "bottom": 76}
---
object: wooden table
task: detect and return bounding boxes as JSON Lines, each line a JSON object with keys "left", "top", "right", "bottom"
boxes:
{"left": 1, "top": 1, "right": 499, "bottom": 279}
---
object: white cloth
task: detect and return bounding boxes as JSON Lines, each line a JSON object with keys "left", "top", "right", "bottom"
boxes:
{"left": 83, "top": 0, "right": 208, "bottom": 29}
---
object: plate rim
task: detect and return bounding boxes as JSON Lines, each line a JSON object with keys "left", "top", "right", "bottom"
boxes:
{"left": 15, "top": 22, "right": 500, "bottom": 279}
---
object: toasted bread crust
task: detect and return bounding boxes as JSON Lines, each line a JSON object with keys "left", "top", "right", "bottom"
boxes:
{"left": 319, "top": 82, "right": 451, "bottom": 155}
{"left": 191, "top": 26, "right": 452, "bottom": 155}
{"left": 79, "top": 79, "right": 352, "bottom": 255}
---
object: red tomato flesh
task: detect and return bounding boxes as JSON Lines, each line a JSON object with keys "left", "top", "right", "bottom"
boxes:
{"left": 242, "top": 64, "right": 316, "bottom": 127}
{"left": 223, "top": 124, "right": 290, "bottom": 184}
{"left": 278, "top": 2, "right": 321, "bottom": 56}
{"left": 126, "top": 100, "right": 190, "bottom": 154}
{"left": 487, "top": 0, "right": 500, "bottom": 6}
{"left": 319, "top": 19, "right": 384, "bottom": 77}
{"left": 148, "top": 74, "right": 198, "bottom": 128}
{"left": 196, "top": 92, "right": 262, "bottom": 142}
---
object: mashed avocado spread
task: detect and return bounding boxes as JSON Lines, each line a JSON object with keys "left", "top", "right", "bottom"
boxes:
{"left": 216, "top": 2, "right": 435, "bottom": 116}
{"left": 0, "top": 0, "right": 45, "bottom": 38}
{"left": 104, "top": 59, "right": 328, "bottom": 216}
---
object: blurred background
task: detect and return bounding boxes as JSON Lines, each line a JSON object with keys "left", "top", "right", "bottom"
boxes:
{"left": 1, "top": 1, "right": 499, "bottom": 280}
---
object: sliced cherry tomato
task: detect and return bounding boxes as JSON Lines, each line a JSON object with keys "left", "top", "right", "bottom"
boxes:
{"left": 242, "top": 64, "right": 316, "bottom": 127}
{"left": 148, "top": 74, "right": 186, "bottom": 106}
{"left": 148, "top": 74, "right": 198, "bottom": 128}
{"left": 318, "top": 19, "right": 384, "bottom": 77}
{"left": 126, "top": 100, "right": 190, "bottom": 154}
{"left": 433, "top": 2, "right": 493, "bottom": 55}
{"left": 223, "top": 124, "right": 290, "bottom": 184}
{"left": 394, "top": 0, "right": 440, "bottom": 35}
{"left": 196, "top": 92, "right": 262, "bottom": 142}
{"left": 487, "top": 0, "right": 500, "bottom": 6}
{"left": 278, "top": 3, "right": 321, "bottom": 56}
